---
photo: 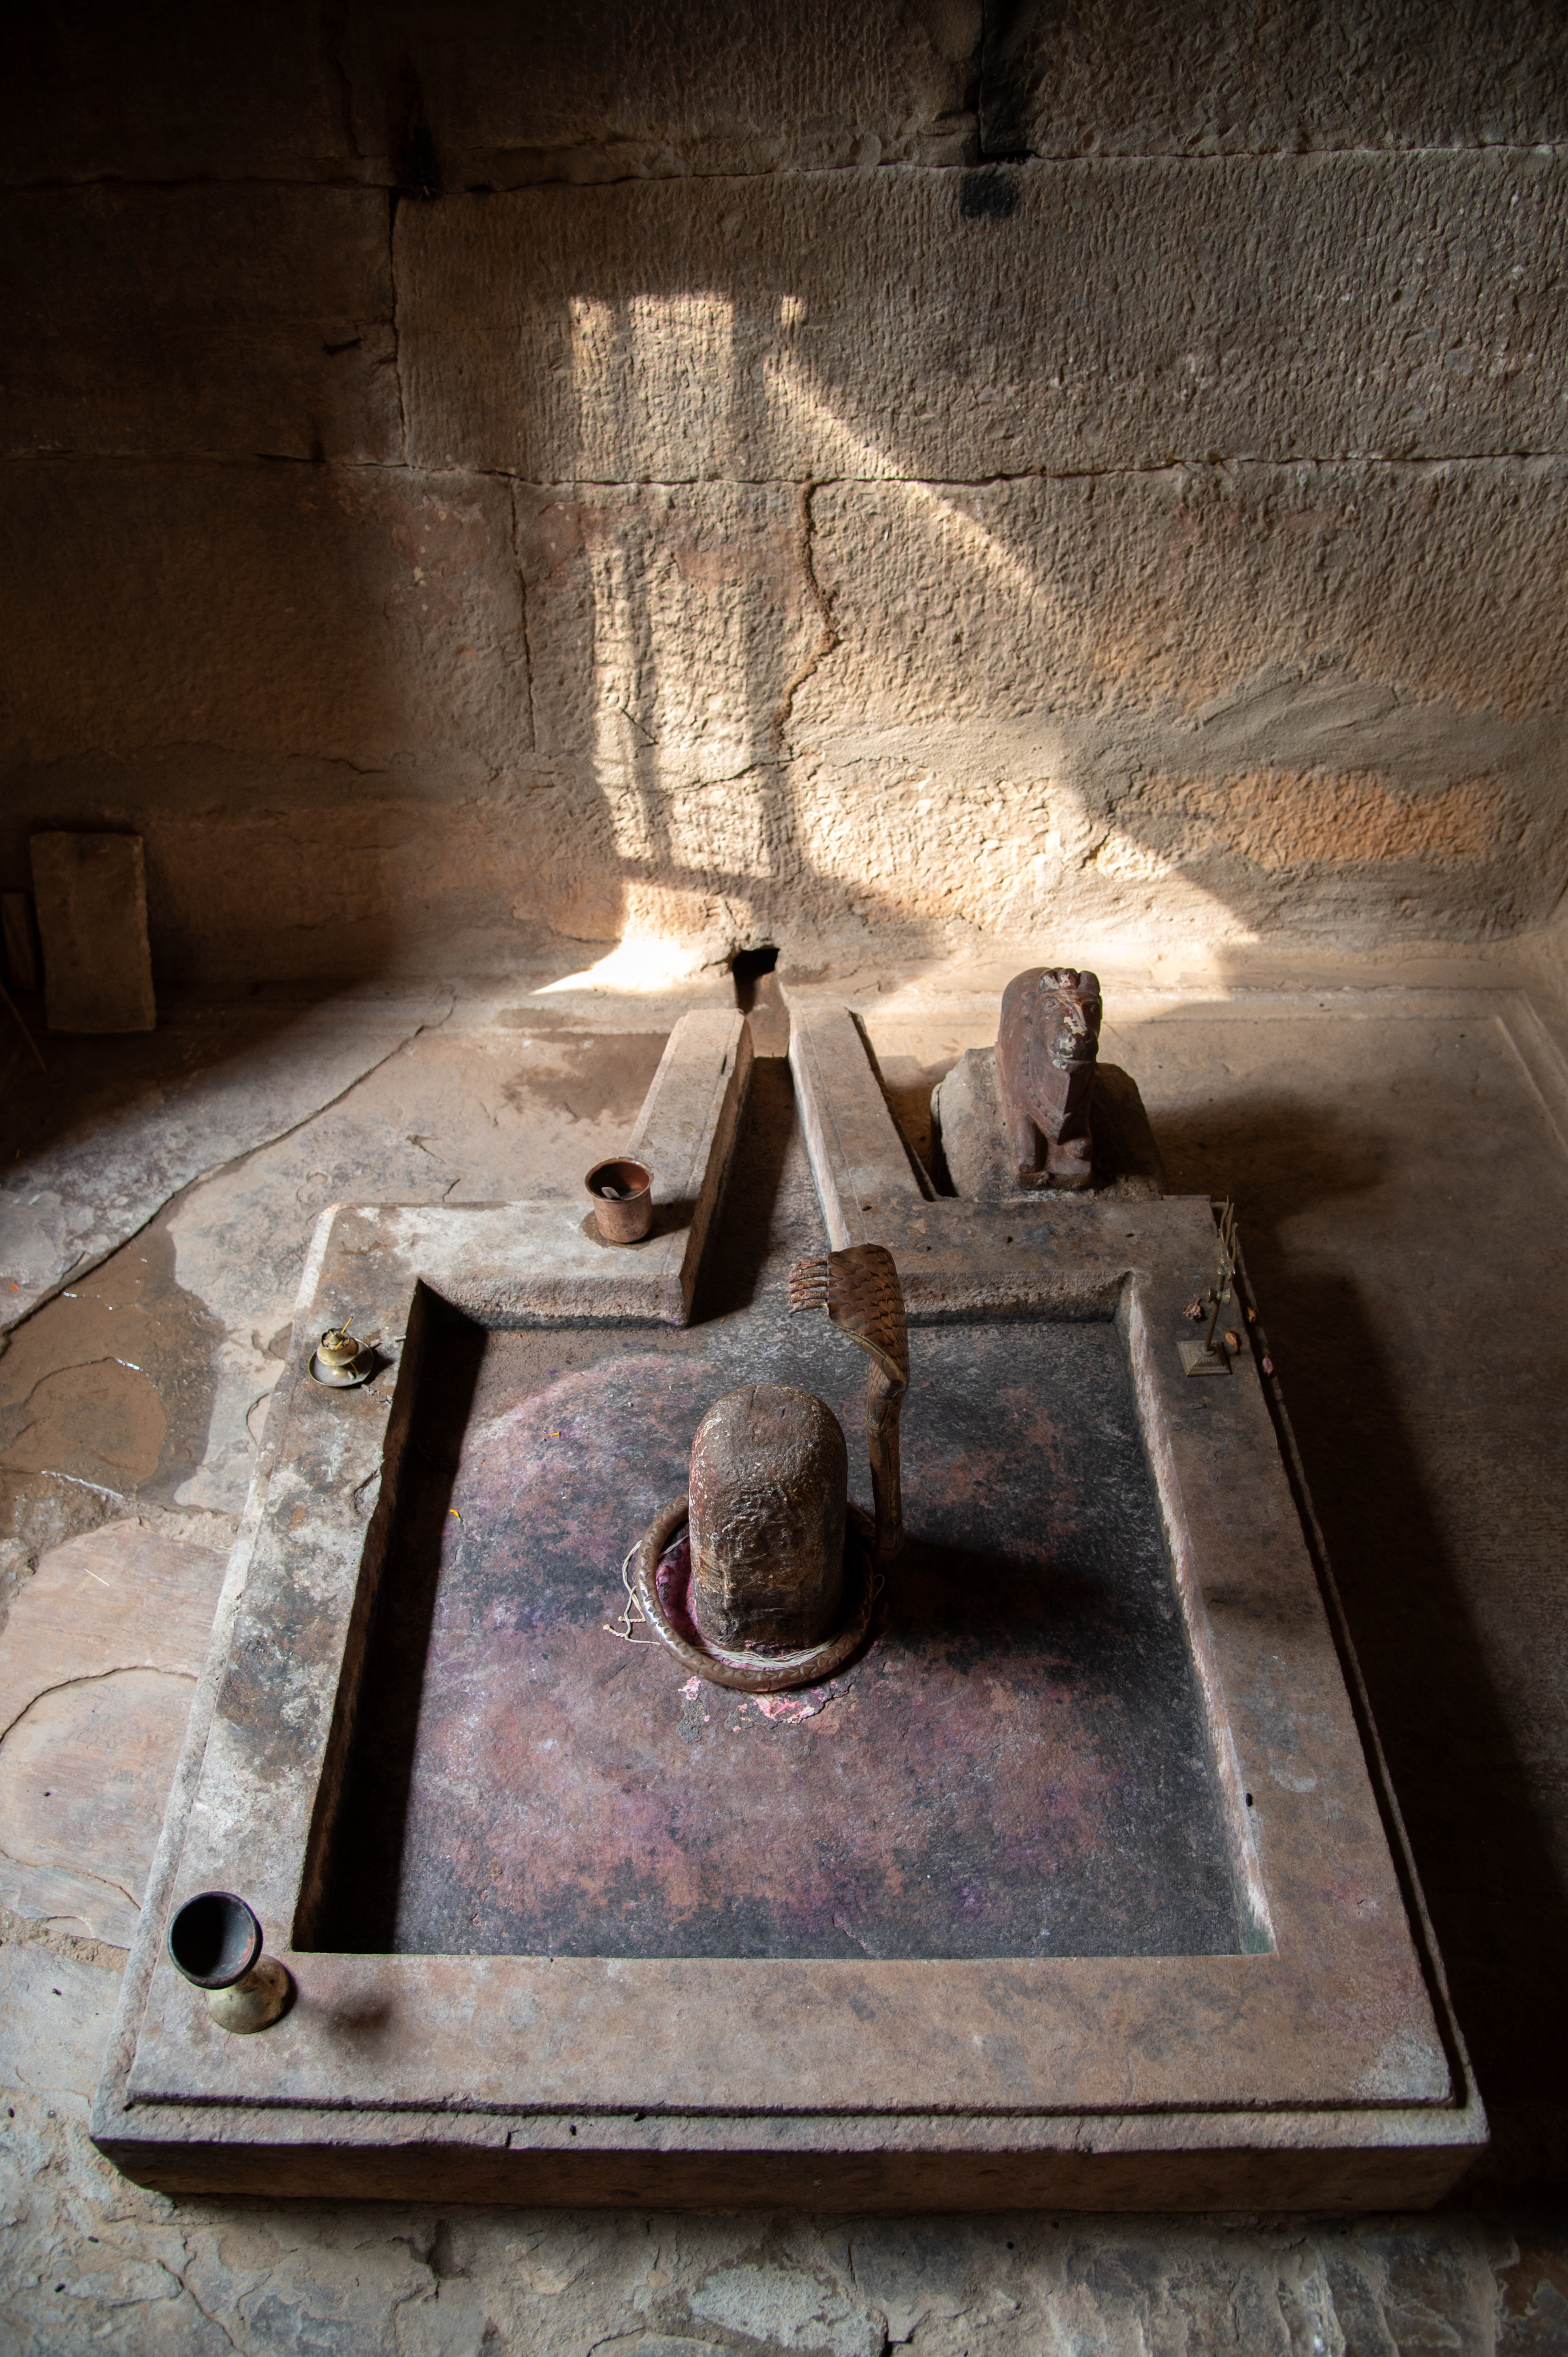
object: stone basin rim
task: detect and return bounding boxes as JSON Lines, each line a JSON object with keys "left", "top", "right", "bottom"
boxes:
{"left": 631, "top": 1492, "right": 877, "bottom": 1692}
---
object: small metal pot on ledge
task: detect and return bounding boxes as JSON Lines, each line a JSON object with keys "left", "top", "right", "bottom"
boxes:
{"left": 585, "top": 1157, "right": 654, "bottom": 1243}
{"left": 166, "top": 1891, "right": 292, "bottom": 2034}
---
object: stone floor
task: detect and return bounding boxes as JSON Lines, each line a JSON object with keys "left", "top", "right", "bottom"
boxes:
{"left": 3, "top": 957, "right": 1568, "bottom": 2353}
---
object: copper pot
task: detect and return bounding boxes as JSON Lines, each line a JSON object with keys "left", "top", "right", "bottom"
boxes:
{"left": 584, "top": 1156, "right": 655, "bottom": 1243}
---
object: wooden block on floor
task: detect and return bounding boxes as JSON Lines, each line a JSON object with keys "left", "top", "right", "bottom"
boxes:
{"left": 31, "top": 831, "right": 156, "bottom": 1033}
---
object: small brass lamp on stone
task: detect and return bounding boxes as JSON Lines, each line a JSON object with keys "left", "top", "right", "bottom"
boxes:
{"left": 308, "top": 1324, "right": 372, "bottom": 1387}
{"left": 628, "top": 1245, "right": 908, "bottom": 1693}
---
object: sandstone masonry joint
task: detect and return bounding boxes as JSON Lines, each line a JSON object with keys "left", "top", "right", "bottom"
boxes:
{"left": 506, "top": 477, "right": 539, "bottom": 753}
{"left": 11, "top": 453, "right": 1568, "bottom": 483}
{"left": 7, "top": 141, "right": 1568, "bottom": 196}
{"left": 387, "top": 189, "right": 409, "bottom": 466}
{"left": 773, "top": 479, "right": 842, "bottom": 749}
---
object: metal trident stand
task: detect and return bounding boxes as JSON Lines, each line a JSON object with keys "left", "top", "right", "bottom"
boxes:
{"left": 1179, "top": 1200, "right": 1240, "bottom": 1378}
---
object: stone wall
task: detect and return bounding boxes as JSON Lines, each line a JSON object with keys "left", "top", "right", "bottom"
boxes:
{"left": 4, "top": 2, "right": 1566, "bottom": 986}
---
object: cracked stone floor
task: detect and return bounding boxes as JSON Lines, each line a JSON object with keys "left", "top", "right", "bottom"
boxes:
{"left": 2, "top": 961, "right": 1567, "bottom": 2353}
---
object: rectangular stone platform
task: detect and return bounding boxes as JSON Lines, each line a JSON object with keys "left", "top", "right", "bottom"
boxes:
{"left": 91, "top": 1005, "right": 1484, "bottom": 2208}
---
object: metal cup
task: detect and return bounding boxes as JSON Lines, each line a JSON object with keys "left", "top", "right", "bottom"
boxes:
{"left": 585, "top": 1157, "right": 654, "bottom": 1244}
{"left": 167, "top": 1890, "right": 292, "bottom": 2034}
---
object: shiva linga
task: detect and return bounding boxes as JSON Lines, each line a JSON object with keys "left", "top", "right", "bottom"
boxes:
{"left": 629, "top": 1244, "right": 909, "bottom": 1692}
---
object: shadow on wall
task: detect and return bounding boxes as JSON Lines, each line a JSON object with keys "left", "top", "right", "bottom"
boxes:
{"left": 1153, "top": 1078, "right": 1568, "bottom": 2186}
{"left": 497, "top": 248, "right": 1565, "bottom": 979}
{"left": 452, "top": 147, "right": 1568, "bottom": 975}
{"left": 7, "top": 138, "right": 1568, "bottom": 986}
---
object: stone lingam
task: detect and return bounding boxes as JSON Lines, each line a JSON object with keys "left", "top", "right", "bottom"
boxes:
{"left": 629, "top": 1243, "right": 908, "bottom": 1691}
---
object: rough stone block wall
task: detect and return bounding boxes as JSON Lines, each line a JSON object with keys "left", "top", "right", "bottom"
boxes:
{"left": 3, "top": 1, "right": 1566, "bottom": 985}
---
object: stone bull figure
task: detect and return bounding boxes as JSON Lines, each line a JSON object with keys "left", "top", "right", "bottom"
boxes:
{"left": 995, "top": 966, "right": 1103, "bottom": 1190}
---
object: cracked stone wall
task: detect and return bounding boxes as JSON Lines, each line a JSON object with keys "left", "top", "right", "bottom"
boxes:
{"left": 4, "top": 1, "right": 1568, "bottom": 986}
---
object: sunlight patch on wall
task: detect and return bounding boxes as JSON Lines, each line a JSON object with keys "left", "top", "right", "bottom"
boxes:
{"left": 570, "top": 288, "right": 741, "bottom": 481}
{"left": 1113, "top": 771, "right": 1507, "bottom": 872}
{"left": 537, "top": 935, "right": 719, "bottom": 995}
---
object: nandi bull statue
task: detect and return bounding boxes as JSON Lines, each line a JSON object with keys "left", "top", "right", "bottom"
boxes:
{"left": 994, "top": 966, "right": 1103, "bottom": 1191}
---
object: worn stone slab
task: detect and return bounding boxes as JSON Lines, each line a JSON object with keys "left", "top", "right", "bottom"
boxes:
{"left": 309, "top": 1008, "right": 750, "bottom": 1327}
{"left": 0, "top": 1942, "right": 121, "bottom": 2112}
{"left": 121, "top": 1911, "right": 1451, "bottom": 2118}
{"left": 2, "top": 464, "right": 527, "bottom": 778}
{"left": 984, "top": 0, "right": 1568, "bottom": 158}
{"left": 31, "top": 833, "right": 154, "bottom": 1035}
{"left": 0, "top": 187, "right": 400, "bottom": 463}
{"left": 0, "top": 1522, "right": 227, "bottom": 1736}
{"left": 340, "top": 0, "right": 976, "bottom": 187}
{"left": 0, "top": 993, "right": 451, "bottom": 1331}
{"left": 0, "top": 1522, "right": 226, "bottom": 1943}
{"left": 789, "top": 1004, "right": 928, "bottom": 1251}
{"left": 400, "top": 155, "right": 1568, "bottom": 479}
{"left": 4, "top": 0, "right": 974, "bottom": 189}
{"left": 0, "top": 1670, "right": 197, "bottom": 1948}
{"left": 629, "top": 1007, "right": 752, "bottom": 1223}
{"left": 4, "top": 0, "right": 345, "bottom": 186}
{"left": 91, "top": 2098, "right": 1487, "bottom": 2212}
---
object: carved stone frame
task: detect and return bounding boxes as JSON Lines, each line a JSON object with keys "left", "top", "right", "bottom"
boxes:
{"left": 91, "top": 1004, "right": 1484, "bottom": 2207}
